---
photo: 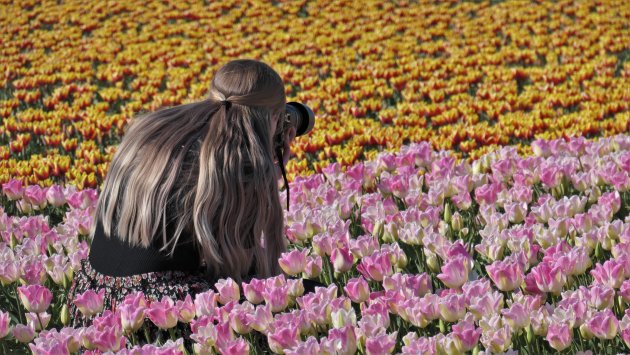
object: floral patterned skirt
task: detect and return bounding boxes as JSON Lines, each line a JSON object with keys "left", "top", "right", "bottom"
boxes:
{"left": 67, "top": 258, "right": 213, "bottom": 329}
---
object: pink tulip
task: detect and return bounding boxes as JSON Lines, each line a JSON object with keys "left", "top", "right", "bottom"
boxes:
{"left": 21, "top": 258, "right": 47, "bottom": 285}
{"left": 268, "top": 325, "right": 299, "bottom": 354}
{"left": 219, "top": 338, "right": 250, "bottom": 355}
{"left": 242, "top": 279, "right": 265, "bottom": 305}
{"left": 622, "top": 325, "right": 630, "bottom": 352}
{"left": 229, "top": 302, "right": 254, "bottom": 334}
{"left": 474, "top": 182, "right": 501, "bottom": 205}
{"left": 116, "top": 339, "right": 183, "bottom": 355}
{"left": 547, "top": 322, "right": 572, "bottom": 351}
{"left": 0, "top": 311, "right": 10, "bottom": 338}
{"left": 344, "top": 277, "right": 370, "bottom": 303}
{"left": 29, "top": 340, "right": 70, "bottom": 355}
{"left": 438, "top": 293, "right": 466, "bottom": 323}
{"left": 215, "top": 278, "right": 241, "bottom": 304}
{"left": 66, "top": 189, "right": 98, "bottom": 210}
{"left": 451, "top": 316, "right": 481, "bottom": 352}
{"left": 2, "top": 178, "right": 24, "bottom": 200}
{"left": 349, "top": 235, "right": 380, "bottom": 259}
{"left": 73, "top": 289, "right": 105, "bottom": 318}
{"left": 176, "top": 294, "right": 196, "bottom": 323}
{"left": 567, "top": 247, "right": 592, "bottom": 276}
{"left": 331, "top": 246, "right": 354, "bottom": 273}
{"left": 0, "top": 260, "right": 20, "bottom": 285}
{"left": 24, "top": 185, "right": 48, "bottom": 209}
{"left": 323, "top": 325, "right": 357, "bottom": 355}
{"left": 588, "top": 284, "right": 615, "bottom": 310}
{"left": 304, "top": 255, "right": 323, "bottom": 278}
{"left": 146, "top": 296, "right": 178, "bottom": 330}
{"left": 365, "top": 331, "right": 397, "bottom": 355}
{"left": 486, "top": 259, "right": 523, "bottom": 292}
{"left": 194, "top": 290, "right": 217, "bottom": 317}
{"left": 501, "top": 303, "right": 530, "bottom": 330}
{"left": 530, "top": 262, "right": 566, "bottom": 294}
{"left": 311, "top": 234, "right": 333, "bottom": 256}
{"left": 287, "top": 336, "right": 320, "bottom": 354}
{"left": 400, "top": 333, "right": 437, "bottom": 354}
{"left": 119, "top": 292, "right": 147, "bottom": 333}
{"left": 246, "top": 304, "right": 273, "bottom": 333}
{"left": 287, "top": 278, "right": 304, "bottom": 298}
{"left": 45, "top": 185, "right": 67, "bottom": 207}
{"left": 262, "top": 284, "right": 290, "bottom": 313}
{"left": 18, "top": 284, "right": 53, "bottom": 313}
{"left": 505, "top": 201, "right": 528, "bottom": 223}
{"left": 620, "top": 280, "right": 630, "bottom": 303}
{"left": 331, "top": 307, "right": 357, "bottom": 329}
{"left": 356, "top": 252, "right": 393, "bottom": 282}
{"left": 13, "top": 324, "right": 36, "bottom": 343}
{"left": 83, "top": 324, "right": 126, "bottom": 352}
{"left": 581, "top": 309, "right": 619, "bottom": 340}
{"left": 212, "top": 320, "right": 233, "bottom": 350}
{"left": 590, "top": 259, "right": 625, "bottom": 289}
{"left": 437, "top": 256, "right": 469, "bottom": 289}
{"left": 26, "top": 312, "right": 51, "bottom": 331}
{"left": 279, "top": 249, "right": 308, "bottom": 276}
{"left": 480, "top": 324, "right": 512, "bottom": 353}
{"left": 415, "top": 293, "right": 440, "bottom": 322}
{"left": 462, "top": 279, "right": 492, "bottom": 302}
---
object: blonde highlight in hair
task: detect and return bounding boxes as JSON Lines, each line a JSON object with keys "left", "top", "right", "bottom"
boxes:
{"left": 91, "top": 59, "right": 287, "bottom": 282}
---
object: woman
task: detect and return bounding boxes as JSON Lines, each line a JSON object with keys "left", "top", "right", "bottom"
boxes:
{"left": 67, "top": 59, "right": 306, "bottom": 329}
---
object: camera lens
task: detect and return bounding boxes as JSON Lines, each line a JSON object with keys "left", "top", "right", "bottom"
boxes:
{"left": 286, "top": 102, "right": 315, "bottom": 136}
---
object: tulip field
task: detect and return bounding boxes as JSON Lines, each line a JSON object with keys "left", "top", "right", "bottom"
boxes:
{"left": 1, "top": 0, "right": 629, "bottom": 354}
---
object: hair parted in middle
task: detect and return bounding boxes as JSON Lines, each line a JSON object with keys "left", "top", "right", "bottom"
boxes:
{"left": 90, "top": 59, "right": 288, "bottom": 282}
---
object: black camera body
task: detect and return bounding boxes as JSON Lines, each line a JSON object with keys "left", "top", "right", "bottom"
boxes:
{"left": 273, "top": 101, "right": 315, "bottom": 152}
{"left": 274, "top": 101, "right": 314, "bottom": 209}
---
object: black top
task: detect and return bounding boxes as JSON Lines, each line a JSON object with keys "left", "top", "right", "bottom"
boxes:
{"left": 87, "top": 213, "right": 328, "bottom": 294}
{"left": 88, "top": 217, "right": 202, "bottom": 277}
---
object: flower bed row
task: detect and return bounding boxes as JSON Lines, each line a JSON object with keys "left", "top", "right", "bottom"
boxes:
{"left": 1, "top": 0, "right": 628, "bottom": 188}
{"left": 0, "top": 134, "right": 629, "bottom": 354}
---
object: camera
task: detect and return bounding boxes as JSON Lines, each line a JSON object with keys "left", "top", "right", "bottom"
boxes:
{"left": 274, "top": 101, "right": 315, "bottom": 152}
{"left": 274, "top": 102, "right": 314, "bottom": 209}
{"left": 285, "top": 101, "right": 315, "bottom": 137}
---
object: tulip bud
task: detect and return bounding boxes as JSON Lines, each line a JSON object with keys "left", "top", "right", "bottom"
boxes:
{"left": 12, "top": 324, "right": 35, "bottom": 343}
{"left": 60, "top": 304, "right": 70, "bottom": 326}
{"left": 372, "top": 221, "right": 384, "bottom": 240}
{"left": 382, "top": 223, "right": 398, "bottom": 243}
{"left": 444, "top": 203, "right": 452, "bottom": 224}
{"left": 526, "top": 324, "right": 533, "bottom": 344}
{"left": 426, "top": 252, "right": 440, "bottom": 273}
{"left": 451, "top": 212, "right": 463, "bottom": 232}
{"left": 396, "top": 252, "right": 408, "bottom": 269}
{"left": 10, "top": 233, "right": 18, "bottom": 249}
{"left": 595, "top": 242, "right": 602, "bottom": 260}
{"left": 588, "top": 186, "right": 601, "bottom": 204}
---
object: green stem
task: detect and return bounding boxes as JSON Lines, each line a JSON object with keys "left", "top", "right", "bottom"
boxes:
{"left": 168, "top": 327, "right": 176, "bottom": 341}
{"left": 325, "top": 258, "right": 334, "bottom": 285}
{"left": 143, "top": 325, "right": 152, "bottom": 344}
{"left": 36, "top": 312, "right": 45, "bottom": 331}
{"left": 12, "top": 285, "right": 25, "bottom": 324}
{"left": 131, "top": 332, "right": 138, "bottom": 346}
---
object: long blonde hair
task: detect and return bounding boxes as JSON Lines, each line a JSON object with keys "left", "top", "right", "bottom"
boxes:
{"left": 90, "top": 59, "right": 287, "bottom": 281}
